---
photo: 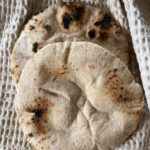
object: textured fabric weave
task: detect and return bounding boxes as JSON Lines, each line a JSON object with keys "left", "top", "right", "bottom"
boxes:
{"left": 0, "top": 0, "right": 150, "bottom": 150}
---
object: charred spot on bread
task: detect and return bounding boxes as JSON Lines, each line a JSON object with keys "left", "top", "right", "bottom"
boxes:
{"left": 114, "top": 68, "right": 118, "bottom": 72}
{"left": 73, "top": 6, "right": 85, "bottom": 20}
{"left": 32, "top": 42, "right": 38, "bottom": 53}
{"left": 115, "top": 27, "right": 122, "bottom": 35}
{"left": 88, "top": 29, "right": 96, "bottom": 39}
{"left": 43, "top": 24, "right": 51, "bottom": 32}
{"left": 120, "top": 87, "right": 124, "bottom": 90}
{"left": 101, "top": 15, "right": 111, "bottom": 29}
{"left": 94, "top": 20, "right": 102, "bottom": 26}
{"left": 61, "top": 4, "right": 85, "bottom": 29}
{"left": 29, "top": 25, "right": 35, "bottom": 30}
{"left": 94, "top": 14, "right": 111, "bottom": 29}
{"left": 98, "top": 32, "right": 109, "bottom": 41}
{"left": 30, "top": 108, "right": 43, "bottom": 118}
{"left": 28, "top": 133, "right": 33, "bottom": 137}
{"left": 63, "top": 13, "right": 73, "bottom": 29}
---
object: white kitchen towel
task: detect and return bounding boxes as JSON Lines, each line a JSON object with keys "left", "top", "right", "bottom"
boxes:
{"left": 0, "top": 0, "right": 150, "bottom": 150}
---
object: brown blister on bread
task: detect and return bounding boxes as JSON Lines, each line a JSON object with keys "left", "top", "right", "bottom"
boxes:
{"left": 42, "top": 24, "right": 51, "bottom": 32}
{"left": 32, "top": 42, "right": 38, "bottom": 53}
{"left": 121, "top": 108, "right": 143, "bottom": 117}
{"left": 59, "top": 65, "right": 68, "bottom": 75}
{"left": 25, "top": 17, "right": 53, "bottom": 40}
{"left": 48, "top": 64, "right": 68, "bottom": 80}
{"left": 110, "top": 20, "right": 123, "bottom": 37}
{"left": 19, "top": 97, "right": 54, "bottom": 134}
{"left": 42, "top": 24, "right": 53, "bottom": 37}
{"left": 88, "top": 10, "right": 125, "bottom": 42}
{"left": 10, "top": 64, "right": 18, "bottom": 74}
{"left": 87, "top": 11, "right": 112, "bottom": 42}
{"left": 25, "top": 18, "right": 38, "bottom": 32}
{"left": 98, "top": 31, "right": 109, "bottom": 41}
{"left": 38, "top": 134, "right": 53, "bottom": 146}
{"left": 29, "top": 25, "right": 35, "bottom": 30}
{"left": 15, "top": 77, "right": 19, "bottom": 84}
{"left": 94, "top": 12, "right": 111, "bottom": 30}
{"left": 120, "top": 108, "right": 144, "bottom": 128}
{"left": 93, "top": 10, "right": 106, "bottom": 25}
{"left": 57, "top": 3, "right": 86, "bottom": 32}
{"left": 32, "top": 42, "right": 45, "bottom": 53}
{"left": 10, "top": 63, "right": 20, "bottom": 84}
{"left": 102, "top": 69, "right": 143, "bottom": 105}
{"left": 28, "top": 133, "right": 34, "bottom": 137}
{"left": 102, "top": 69, "right": 122, "bottom": 99}
{"left": 87, "top": 29, "right": 96, "bottom": 39}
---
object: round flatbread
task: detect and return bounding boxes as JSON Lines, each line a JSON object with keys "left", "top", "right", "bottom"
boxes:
{"left": 11, "top": 3, "right": 130, "bottom": 86}
{"left": 15, "top": 42, "right": 143, "bottom": 150}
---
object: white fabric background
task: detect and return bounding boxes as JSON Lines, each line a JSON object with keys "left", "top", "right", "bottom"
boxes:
{"left": 0, "top": 0, "right": 150, "bottom": 150}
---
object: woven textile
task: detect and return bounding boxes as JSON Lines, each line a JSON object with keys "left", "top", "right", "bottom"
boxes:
{"left": 0, "top": 0, "right": 150, "bottom": 150}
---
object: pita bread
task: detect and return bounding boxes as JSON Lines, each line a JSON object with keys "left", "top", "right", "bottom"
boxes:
{"left": 11, "top": 3, "right": 130, "bottom": 86}
{"left": 15, "top": 42, "right": 143, "bottom": 150}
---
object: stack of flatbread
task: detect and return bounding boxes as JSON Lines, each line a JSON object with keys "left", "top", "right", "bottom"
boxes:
{"left": 10, "top": 3, "right": 144, "bottom": 150}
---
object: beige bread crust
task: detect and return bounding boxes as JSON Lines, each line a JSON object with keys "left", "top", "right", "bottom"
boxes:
{"left": 15, "top": 42, "right": 143, "bottom": 150}
{"left": 11, "top": 3, "right": 130, "bottom": 86}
